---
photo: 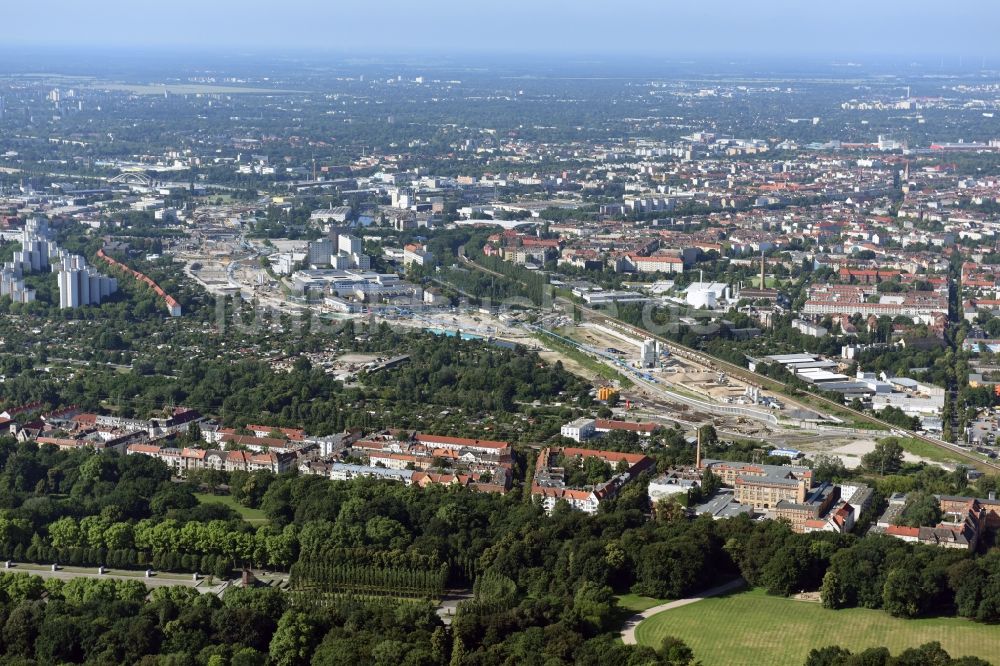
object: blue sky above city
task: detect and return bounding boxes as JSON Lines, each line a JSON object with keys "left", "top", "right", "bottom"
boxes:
{"left": 7, "top": 0, "right": 1000, "bottom": 58}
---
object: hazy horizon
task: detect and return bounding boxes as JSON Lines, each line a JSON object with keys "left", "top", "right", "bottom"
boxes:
{"left": 5, "top": 0, "right": 1000, "bottom": 60}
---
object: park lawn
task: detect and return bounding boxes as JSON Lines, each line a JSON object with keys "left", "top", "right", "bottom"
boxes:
{"left": 616, "top": 593, "right": 668, "bottom": 613}
{"left": 634, "top": 588, "right": 1000, "bottom": 666}
{"left": 194, "top": 493, "right": 268, "bottom": 524}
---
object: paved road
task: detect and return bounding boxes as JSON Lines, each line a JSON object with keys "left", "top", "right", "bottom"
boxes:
{"left": 620, "top": 578, "right": 746, "bottom": 645}
{"left": 2, "top": 564, "right": 288, "bottom": 596}
{"left": 435, "top": 591, "right": 474, "bottom": 626}
{"left": 3, "top": 563, "right": 230, "bottom": 593}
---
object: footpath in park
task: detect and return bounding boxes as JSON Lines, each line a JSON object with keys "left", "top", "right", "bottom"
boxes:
{"left": 620, "top": 578, "right": 747, "bottom": 645}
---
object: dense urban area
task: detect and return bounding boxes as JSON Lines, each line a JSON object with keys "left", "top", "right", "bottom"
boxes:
{"left": 0, "top": 49, "right": 999, "bottom": 666}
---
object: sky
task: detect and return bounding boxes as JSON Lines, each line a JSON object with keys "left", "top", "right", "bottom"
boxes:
{"left": 5, "top": 0, "right": 1000, "bottom": 59}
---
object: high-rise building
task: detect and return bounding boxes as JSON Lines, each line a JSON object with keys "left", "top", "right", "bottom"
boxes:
{"left": 58, "top": 267, "right": 81, "bottom": 309}
{"left": 0, "top": 268, "right": 35, "bottom": 304}
{"left": 56, "top": 254, "right": 118, "bottom": 309}
{"left": 0, "top": 219, "right": 57, "bottom": 304}
{"left": 16, "top": 219, "right": 59, "bottom": 272}
{"left": 338, "top": 234, "right": 363, "bottom": 256}
{"left": 307, "top": 239, "right": 333, "bottom": 266}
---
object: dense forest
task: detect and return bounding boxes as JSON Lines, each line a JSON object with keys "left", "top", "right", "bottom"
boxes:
{"left": 0, "top": 438, "right": 997, "bottom": 664}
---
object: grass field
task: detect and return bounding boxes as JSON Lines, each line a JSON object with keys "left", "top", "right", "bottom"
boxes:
{"left": 194, "top": 493, "right": 267, "bottom": 524}
{"left": 893, "top": 436, "right": 985, "bottom": 466}
{"left": 634, "top": 589, "right": 1000, "bottom": 666}
{"left": 616, "top": 593, "right": 668, "bottom": 613}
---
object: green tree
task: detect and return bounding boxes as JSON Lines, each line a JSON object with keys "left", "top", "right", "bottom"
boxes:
{"left": 569, "top": 581, "right": 615, "bottom": 635}
{"left": 231, "top": 648, "right": 267, "bottom": 666}
{"left": 811, "top": 454, "right": 848, "bottom": 483}
{"left": 659, "top": 636, "right": 696, "bottom": 665}
{"left": 48, "top": 516, "right": 82, "bottom": 549}
{"left": 862, "top": 439, "right": 904, "bottom": 475}
{"left": 268, "top": 610, "right": 317, "bottom": 666}
{"left": 895, "top": 492, "right": 943, "bottom": 528}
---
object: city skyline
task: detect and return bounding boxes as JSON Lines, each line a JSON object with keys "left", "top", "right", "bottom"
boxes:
{"left": 1, "top": 4, "right": 999, "bottom": 663}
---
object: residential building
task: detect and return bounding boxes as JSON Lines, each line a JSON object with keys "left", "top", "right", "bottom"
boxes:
{"left": 875, "top": 493, "right": 999, "bottom": 550}
{"left": 403, "top": 243, "right": 432, "bottom": 267}
{"left": 307, "top": 239, "right": 333, "bottom": 266}
{"left": 531, "top": 446, "right": 654, "bottom": 514}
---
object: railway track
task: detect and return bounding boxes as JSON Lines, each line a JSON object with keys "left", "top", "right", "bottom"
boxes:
{"left": 454, "top": 250, "right": 1000, "bottom": 473}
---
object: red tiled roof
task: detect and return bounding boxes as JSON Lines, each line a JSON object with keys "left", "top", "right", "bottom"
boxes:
{"left": 558, "top": 446, "right": 650, "bottom": 466}
{"left": 532, "top": 486, "right": 593, "bottom": 501}
{"left": 247, "top": 425, "right": 305, "bottom": 440}
{"left": 595, "top": 419, "right": 660, "bottom": 433}
{"left": 128, "top": 444, "right": 162, "bottom": 454}
{"left": 220, "top": 434, "right": 289, "bottom": 448}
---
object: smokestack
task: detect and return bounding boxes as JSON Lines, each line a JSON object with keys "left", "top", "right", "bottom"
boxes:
{"left": 760, "top": 250, "right": 766, "bottom": 290}
{"left": 696, "top": 429, "right": 702, "bottom": 469}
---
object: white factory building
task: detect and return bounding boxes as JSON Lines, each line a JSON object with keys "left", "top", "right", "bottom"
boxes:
{"left": 648, "top": 474, "right": 700, "bottom": 504}
{"left": 291, "top": 269, "right": 419, "bottom": 303}
{"left": 749, "top": 353, "right": 945, "bottom": 426}
{"left": 560, "top": 418, "right": 597, "bottom": 442}
{"left": 685, "top": 282, "right": 730, "bottom": 309}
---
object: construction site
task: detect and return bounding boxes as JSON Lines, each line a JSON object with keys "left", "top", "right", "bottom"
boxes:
{"left": 527, "top": 316, "right": 961, "bottom": 470}
{"left": 165, "top": 230, "right": 961, "bottom": 472}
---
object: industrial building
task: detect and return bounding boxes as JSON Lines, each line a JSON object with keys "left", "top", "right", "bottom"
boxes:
{"left": 641, "top": 338, "right": 658, "bottom": 367}
{"left": 699, "top": 458, "right": 813, "bottom": 508}
{"left": 291, "top": 269, "right": 420, "bottom": 304}
{"left": 685, "top": 281, "right": 731, "bottom": 309}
